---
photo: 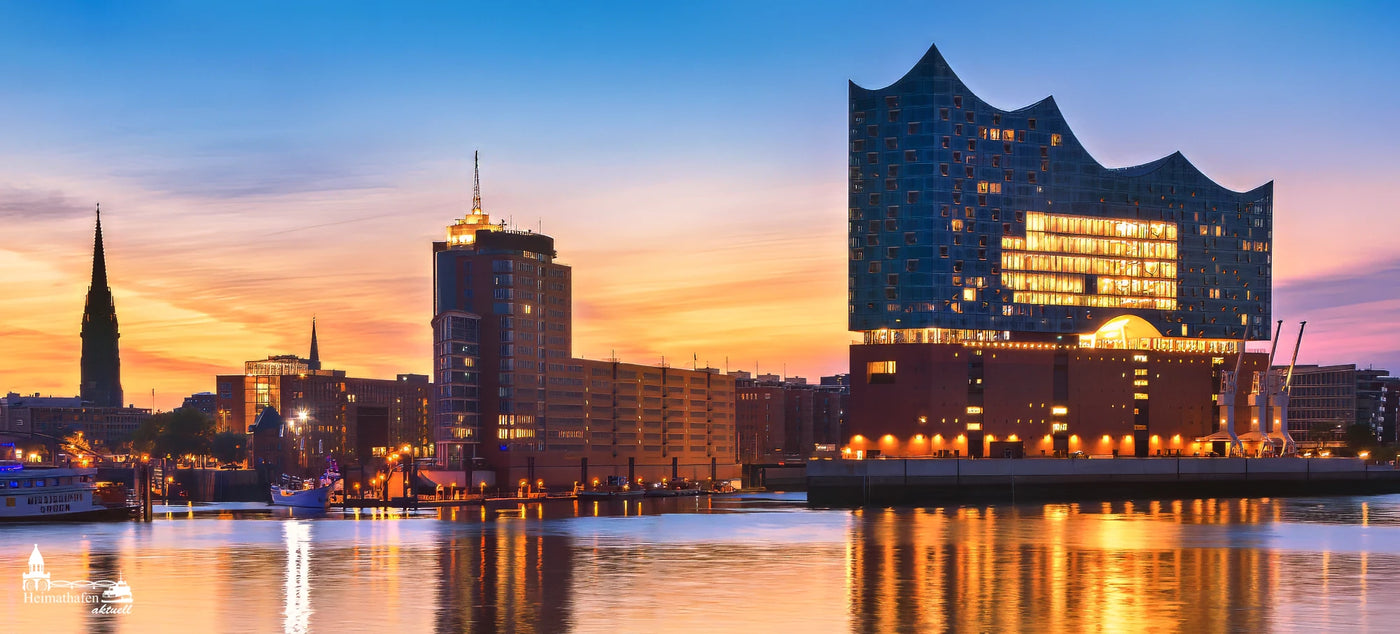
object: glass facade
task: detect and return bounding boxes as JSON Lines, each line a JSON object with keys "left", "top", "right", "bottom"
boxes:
{"left": 849, "top": 44, "right": 1272, "bottom": 341}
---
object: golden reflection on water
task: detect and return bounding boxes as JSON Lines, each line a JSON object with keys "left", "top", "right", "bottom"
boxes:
{"left": 846, "top": 498, "right": 1400, "bottom": 632}
{"left": 6, "top": 496, "right": 1400, "bottom": 632}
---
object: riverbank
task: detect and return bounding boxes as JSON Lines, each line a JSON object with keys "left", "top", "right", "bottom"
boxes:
{"left": 807, "top": 456, "right": 1400, "bottom": 506}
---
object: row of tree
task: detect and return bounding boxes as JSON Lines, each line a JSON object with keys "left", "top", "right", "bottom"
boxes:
{"left": 128, "top": 408, "right": 247, "bottom": 465}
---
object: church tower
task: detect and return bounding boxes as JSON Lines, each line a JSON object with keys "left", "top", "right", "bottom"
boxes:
{"left": 80, "top": 205, "right": 123, "bottom": 407}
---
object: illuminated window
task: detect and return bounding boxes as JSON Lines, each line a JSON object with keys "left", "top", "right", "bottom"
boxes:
{"left": 866, "top": 361, "right": 897, "bottom": 384}
{"left": 1050, "top": 133, "right": 1062, "bottom": 146}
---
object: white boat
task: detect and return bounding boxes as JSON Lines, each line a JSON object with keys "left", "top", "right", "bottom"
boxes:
{"left": 270, "top": 467, "right": 340, "bottom": 510}
{"left": 270, "top": 481, "right": 335, "bottom": 509}
{"left": 101, "top": 577, "right": 134, "bottom": 604}
{"left": 0, "top": 463, "right": 133, "bottom": 521}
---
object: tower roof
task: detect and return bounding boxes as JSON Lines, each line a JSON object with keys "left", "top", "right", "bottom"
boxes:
{"left": 90, "top": 204, "right": 108, "bottom": 291}
{"left": 308, "top": 317, "right": 321, "bottom": 371}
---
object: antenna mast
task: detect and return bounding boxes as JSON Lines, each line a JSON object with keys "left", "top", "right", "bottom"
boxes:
{"left": 472, "top": 150, "right": 482, "bottom": 213}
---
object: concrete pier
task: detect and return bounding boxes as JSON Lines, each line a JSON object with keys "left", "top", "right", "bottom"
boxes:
{"left": 807, "top": 457, "right": 1400, "bottom": 506}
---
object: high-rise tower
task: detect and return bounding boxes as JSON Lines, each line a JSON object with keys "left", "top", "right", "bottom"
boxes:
{"left": 432, "top": 152, "right": 572, "bottom": 472}
{"left": 80, "top": 205, "right": 123, "bottom": 407}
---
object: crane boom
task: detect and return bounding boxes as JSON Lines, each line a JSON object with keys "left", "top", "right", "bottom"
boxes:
{"left": 1284, "top": 321, "right": 1307, "bottom": 393}
{"left": 1266, "top": 320, "right": 1284, "bottom": 367}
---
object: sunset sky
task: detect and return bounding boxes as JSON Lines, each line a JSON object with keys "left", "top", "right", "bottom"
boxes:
{"left": 1, "top": 1, "right": 1397, "bottom": 410}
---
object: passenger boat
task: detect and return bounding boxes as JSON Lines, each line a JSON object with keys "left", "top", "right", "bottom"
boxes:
{"left": 0, "top": 462, "right": 133, "bottom": 521}
{"left": 100, "top": 576, "right": 134, "bottom": 604}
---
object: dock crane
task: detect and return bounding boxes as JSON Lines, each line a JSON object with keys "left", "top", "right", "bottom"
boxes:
{"left": 1216, "top": 337, "right": 1249, "bottom": 457}
{"left": 1249, "top": 321, "right": 1285, "bottom": 455}
{"left": 1271, "top": 321, "right": 1306, "bottom": 456}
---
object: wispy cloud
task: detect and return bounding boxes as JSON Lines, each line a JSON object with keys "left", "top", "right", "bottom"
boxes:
{"left": 0, "top": 185, "right": 93, "bottom": 221}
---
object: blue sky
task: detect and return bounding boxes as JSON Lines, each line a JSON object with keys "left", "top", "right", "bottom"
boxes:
{"left": 1, "top": 1, "right": 1397, "bottom": 405}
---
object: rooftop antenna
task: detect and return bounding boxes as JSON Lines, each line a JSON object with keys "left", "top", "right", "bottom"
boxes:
{"left": 472, "top": 150, "right": 482, "bottom": 214}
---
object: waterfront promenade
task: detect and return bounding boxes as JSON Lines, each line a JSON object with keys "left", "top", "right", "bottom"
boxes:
{"left": 809, "top": 457, "right": 1400, "bottom": 506}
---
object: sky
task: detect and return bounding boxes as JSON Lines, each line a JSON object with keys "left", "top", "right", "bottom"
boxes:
{"left": 0, "top": 1, "right": 1397, "bottom": 410}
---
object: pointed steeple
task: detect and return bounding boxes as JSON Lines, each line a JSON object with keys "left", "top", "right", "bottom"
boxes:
{"left": 308, "top": 317, "right": 321, "bottom": 371}
{"left": 91, "top": 204, "right": 108, "bottom": 290}
{"left": 81, "top": 204, "right": 123, "bottom": 408}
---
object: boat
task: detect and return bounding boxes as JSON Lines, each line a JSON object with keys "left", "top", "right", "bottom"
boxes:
{"left": 270, "top": 463, "right": 340, "bottom": 510}
{"left": 100, "top": 577, "right": 133, "bottom": 604}
{"left": 270, "top": 481, "right": 334, "bottom": 509}
{"left": 0, "top": 462, "right": 134, "bottom": 521}
{"left": 578, "top": 488, "right": 646, "bottom": 501}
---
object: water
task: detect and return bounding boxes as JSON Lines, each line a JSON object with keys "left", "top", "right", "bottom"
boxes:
{"left": 5, "top": 494, "right": 1400, "bottom": 632}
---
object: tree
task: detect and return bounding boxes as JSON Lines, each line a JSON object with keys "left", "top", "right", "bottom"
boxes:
{"left": 1345, "top": 423, "right": 1377, "bottom": 452}
{"left": 211, "top": 432, "right": 248, "bottom": 466}
{"left": 127, "top": 409, "right": 215, "bottom": 463}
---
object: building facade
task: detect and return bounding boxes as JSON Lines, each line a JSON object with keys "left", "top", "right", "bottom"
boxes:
{"left": 215, "top": 354, "right": 431, "bottom": 473}
{"left": 736, "top": 375, "right": 847, "bottom": 462}
{"left": 429, "top": 154, "right": 740, "bottom": 487}
{"left": 0, "top": 392, "right": 150, "bottom": 449}
{"left": 846, "top": 44, "right": 1275, "bottom": 458}
{"left": 1285, "top": 365, "right": 1390, "bottom": 444}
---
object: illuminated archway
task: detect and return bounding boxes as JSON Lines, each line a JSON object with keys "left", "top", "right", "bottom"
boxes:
{"left": 1080, "top": 314, "right": 1163, "bottom": 349}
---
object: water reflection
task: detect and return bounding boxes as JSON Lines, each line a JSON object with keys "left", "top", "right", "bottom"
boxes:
{"left": 6, "top": 494, "right": 1400, "bottom": 632}
{"left": 846, "top": 498, "right": 1400, "bottom": 632}
{"left": 433, "top": 521, "right": 573, "bottom": 633}
{"left": 283, "top": 521, "right": 311, "bottom": 634}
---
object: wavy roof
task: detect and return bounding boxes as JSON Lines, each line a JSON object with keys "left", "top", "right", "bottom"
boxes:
{"left": 851, "top": 44, "right": 1271, "bottom": 196}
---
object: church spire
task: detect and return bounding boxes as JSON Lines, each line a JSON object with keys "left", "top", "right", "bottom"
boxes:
{"left": 308, "top": 317, "right": 321, "bottom": 371}
{"left": 91, "top": 204, "right": 108, "bottom": 290}
{"left": 81, "top": 204, "right": 123, "bottom": 408}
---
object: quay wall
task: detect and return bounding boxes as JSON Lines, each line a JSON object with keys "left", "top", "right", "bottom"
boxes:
{"left": 807, "top": 457, "right": 1400, "bottom": 506}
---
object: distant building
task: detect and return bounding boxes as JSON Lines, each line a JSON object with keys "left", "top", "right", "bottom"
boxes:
{"left": 180, "top": 392, "right": 216, "bottom": 417}
{"left": 213, "top": 325, "right": 431, "bottom": 473}
{"left": 1283, "top": 365, "right": 1390, "bottom": 444}
{"left": 820, "top": 374, "right": 850, "bottom": 387}
{"left": 535, "top": 360, "right": 735, "bottom": 486}
{"left": 80, "top": 207, "right": 124, "bottom": 408}
{"left": 845, "top": 43, "right": 1273, "bottom": 458}
{"left": 430, "top": 154, "right": 740, "bottom": 486}
{"left": 735, "top": 375, "right": 848, "bottom": 462}
{"left": 0, "top": 392, "right": 150, "bottom": 448}
{"left": 1379, "top": 377, "right": 1400, "bottom": 446}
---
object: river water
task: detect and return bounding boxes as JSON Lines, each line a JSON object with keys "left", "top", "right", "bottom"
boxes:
{"left": 4, "top": 493, "right": 1400, "bottom": 632}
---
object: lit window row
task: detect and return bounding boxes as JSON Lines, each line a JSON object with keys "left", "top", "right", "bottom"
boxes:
{"left": 1000, "top": 249, "right": 1177, "bottom": 279}
{"left": 1001, "top": 272, "right": 1085, "bottom": 294}
{"left": 1096, "top": 277, "right": 1176, "bottom": 298}
{"left": 1078, "top": 335, "right": 1240, "bottom": 354}
{"left": 1010, "top": 291, "right": 1176, "bottom": 310}
{"left": 862, "top": 327, "right": 1009, "bottom": 345}
{"left": 1021, "top": 232, "right": 1177, "bottom": 260}
{"left": 1026, "top": 211, "right": 1178, "bottom": 241}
